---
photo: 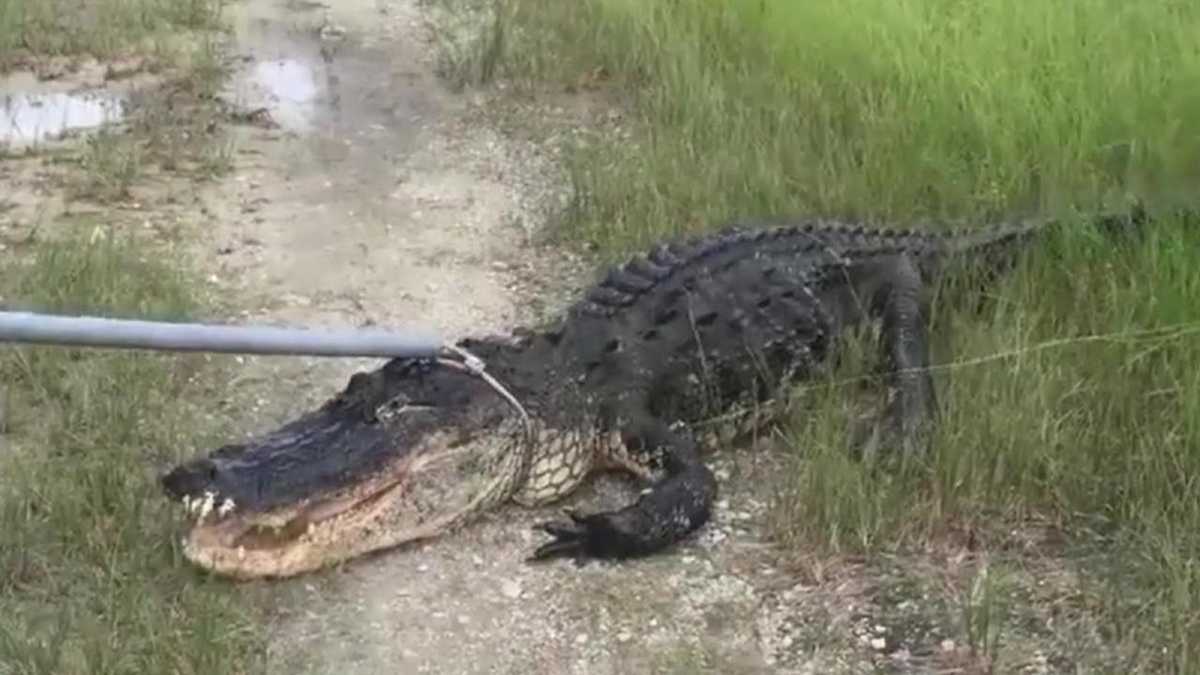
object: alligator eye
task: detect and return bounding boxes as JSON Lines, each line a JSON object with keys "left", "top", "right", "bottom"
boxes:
{"left": 374, "top": 397, "right": 434, "bottom": 422}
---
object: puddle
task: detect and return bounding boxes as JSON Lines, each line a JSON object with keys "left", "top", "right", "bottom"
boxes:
{"left": 245, "top": 57, "right": 323, "bottom": 131}
{"left": 0, "top": 90, "right": 125, "bottom": 147}
{"left": 222, "top": 11, "right": 336, "bottom": 134}
{"left": 222, "top": 2, "right": 443, "bottom": 142}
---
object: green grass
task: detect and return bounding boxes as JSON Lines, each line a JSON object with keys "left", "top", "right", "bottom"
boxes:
{"left": 460, "top": 0, "right": 1200, "bottom": 670}
{"left": 481, "top": 0, "right": 1200, "bottom": 254}
{"left": 0, "top": 0, "right": 233, "bottom": 200}
{"left": 1, "top": 1, "right": 259, "bottom": 672}
{"left": 0, "top": 0, "right": 222, "bottom": 68}
{"left": 785, "top": 220, "right": 1200, "bottom": 671}
{"left": 0, "top": 0, "right": 232, "bottom": 171}
{"left": 0, "top": 231, "right": 266, "bottom": 674}
{"left": 67, "top": 63, "right": 235, "bottom": 203}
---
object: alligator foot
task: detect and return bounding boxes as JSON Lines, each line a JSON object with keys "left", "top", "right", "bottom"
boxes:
{"left": 527, "top": 508, "right": 644, "bottom": 564}
{"left": 851, "top": 253, "right": 939, "bottom": 463}
{"left": 527, "top": 414, "right": 717, "bottom": 565}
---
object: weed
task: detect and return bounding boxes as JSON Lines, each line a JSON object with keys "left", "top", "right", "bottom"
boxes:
{"left": 423, "top": 0, "right": 509, "bottom": 90}
{"left": 64, "top": 43, "right": 233, "bottom": 201}
{"left": 489, "top": 0, "right": 1200, "bottom": 256}
{"left": 960, "top": 557, "right": 1012, "bottom": 665}
{"left": 0, "top": 230, "right": 265, "bottom": 674}
{"left": 0, "top": 0, "right": 223, "bottom": 69}
{"left": 0, "top": 2, "right": 258, "bottom": 673}
{"left": 69, "top": 128, "right": 146, "bottom": 202}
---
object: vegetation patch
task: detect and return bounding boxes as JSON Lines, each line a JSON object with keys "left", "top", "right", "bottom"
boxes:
{"left": 1, "top": 1, "right": 264, "bottom": 673}
{"left": 0, "top": 0, "right": 223, "bottom": 71}
{"left": 64, "top": 64, "right": 235, "bottom": 203}
{"left": 0, "top": 231, "right": 265, "bottom": 674}
{"left": 473, "top": 0, "right": 1200, "bottom": 253}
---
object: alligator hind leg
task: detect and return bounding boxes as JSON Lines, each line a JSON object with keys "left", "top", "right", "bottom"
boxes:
{"left": 528, "top": 414, "right": 718, "bottom": 562}
{"left": 853, "top": 253, "right": 938, "bottom": 460}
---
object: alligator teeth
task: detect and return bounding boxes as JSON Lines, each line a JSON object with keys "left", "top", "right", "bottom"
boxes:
{"left": 218, "top": 498, "right": 236, "bottom": 518}
{"left": 194, "top": 490, "right": 217, "bottom": 523}
{"left": 237, "top": 545, "right": 246, "bottom": 561}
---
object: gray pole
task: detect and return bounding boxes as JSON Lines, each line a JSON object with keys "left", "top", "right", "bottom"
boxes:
{"left": 0, "top": 311, "right": 444, "bottom": 359}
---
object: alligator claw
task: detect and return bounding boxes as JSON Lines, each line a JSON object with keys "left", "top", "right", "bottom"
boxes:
{"left": 527, "top": 536, "right": 590, "bottom": 565}
{"left": 527, "top": 509, "right": 624, "bottom": 564}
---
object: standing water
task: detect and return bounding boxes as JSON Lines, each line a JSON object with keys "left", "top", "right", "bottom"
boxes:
{"left": 0, "top": 73, "right": 125, "bottom": 148}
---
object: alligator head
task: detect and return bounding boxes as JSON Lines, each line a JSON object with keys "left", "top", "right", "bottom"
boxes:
{"left": 160, "top": 353, "right": 532, "bottom": 579}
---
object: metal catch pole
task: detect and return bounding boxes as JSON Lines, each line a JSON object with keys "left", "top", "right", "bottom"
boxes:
{"left": 0, "top": 311, "right": 444, "bottom": 359}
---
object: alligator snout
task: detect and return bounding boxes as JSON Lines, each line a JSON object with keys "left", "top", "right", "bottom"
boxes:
{"left": 161, "top": 457, "right": 223, "bottom": 501}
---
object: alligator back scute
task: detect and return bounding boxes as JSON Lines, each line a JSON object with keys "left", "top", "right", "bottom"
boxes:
{"left": 550, "top": 218, "right": 1008, "bottom": 397}
{"left": 582, "top": 231, "right": 827, "bottom": 376}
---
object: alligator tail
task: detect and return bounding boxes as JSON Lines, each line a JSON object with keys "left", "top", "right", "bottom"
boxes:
{"left": 936, "top": 218, "right": 1046, "bottom": 257}
{"left": 936, "top": 200, "right": 1148, "bottom": 258}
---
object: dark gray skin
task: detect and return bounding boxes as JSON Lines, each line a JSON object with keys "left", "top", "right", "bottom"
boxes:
{"left": 162, "top": 209, "right": 1145, "bottom": 568}
{"left": 161, "top": 357, "right": 516, "bottom": 515}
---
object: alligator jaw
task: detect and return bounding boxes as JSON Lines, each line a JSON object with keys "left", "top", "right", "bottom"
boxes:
{"left": 178, "top": 480, "right": 411, "bottom": 580}
{"left": 161, "top": 355, "right": 531, "bottom": 580}
{"left": 171, "top": 453, "right": 416, "bottom": 579}
{"left": 168, "top": 420, "right": 529, "bottom": 579}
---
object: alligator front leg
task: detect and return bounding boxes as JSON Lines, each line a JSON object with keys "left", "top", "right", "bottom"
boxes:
{"left": 528, "top": 416, "right": 717, "bottom": 562}
{"left": 854, "top": 254, "right": 938, "bottom": 460}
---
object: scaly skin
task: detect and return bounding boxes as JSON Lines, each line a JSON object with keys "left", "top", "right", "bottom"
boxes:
{"left": 160, "top": 209, "right": 1144, "bottom": 578}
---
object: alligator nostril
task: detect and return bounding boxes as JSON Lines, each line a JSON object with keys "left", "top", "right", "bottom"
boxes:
{"left": 160, "top": 457, "right": 223, "bottom": 498}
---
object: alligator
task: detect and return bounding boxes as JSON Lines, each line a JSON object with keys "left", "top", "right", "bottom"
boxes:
{"left": 160, "top": 210, "right": 1143, "bottom": 579}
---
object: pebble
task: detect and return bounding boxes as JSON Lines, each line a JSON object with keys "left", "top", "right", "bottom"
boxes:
{"left": 500, "top": 579, "right": 522, "bottom": 599}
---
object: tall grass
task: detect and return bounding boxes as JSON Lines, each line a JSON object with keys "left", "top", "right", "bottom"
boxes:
{"left": 481, "top": 0, "right": 1200, "bottom": 670}
{"left": 0, "top": 231, "right": 265, "bottom": 674}
{"left": 492, "top": 0, "right": 1200, "bottom": 255}
{"left": 0, "top": 0, "right": 222, "bottom": 66}
{"left": 769, "top": 217, "right": 1200, "bottom": 670}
